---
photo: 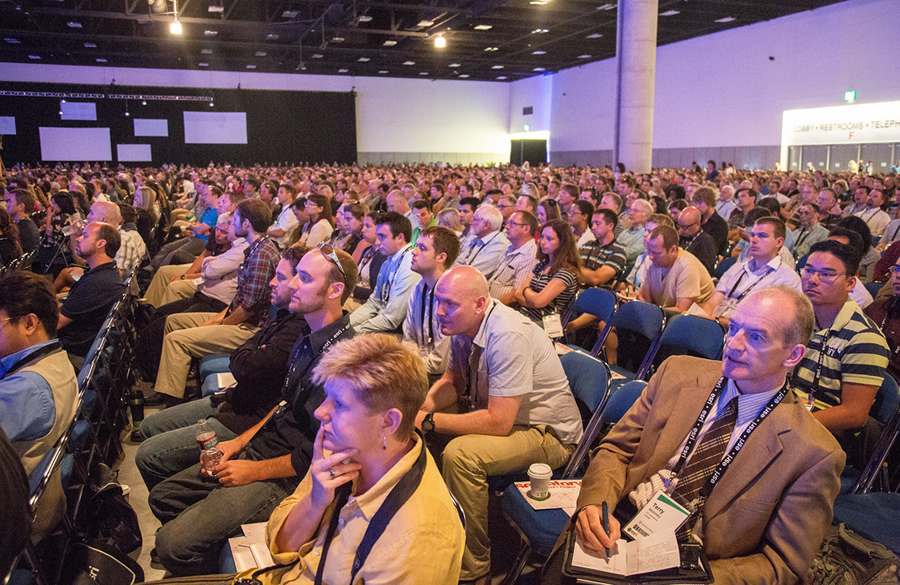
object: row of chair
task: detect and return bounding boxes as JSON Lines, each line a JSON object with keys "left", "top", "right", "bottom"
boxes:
{"left": 0, "top": 249, "right": 36, "bottom": 277}
{"left": 6, "top": 268, "right": 141, "bottom": 585}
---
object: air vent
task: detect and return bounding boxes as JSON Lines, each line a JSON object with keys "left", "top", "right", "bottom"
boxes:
{"left": 523, "top": 106, "right": 533, "bottom": 116}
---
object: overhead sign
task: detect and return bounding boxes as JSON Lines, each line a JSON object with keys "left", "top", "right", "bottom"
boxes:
{"left": 781, "top": 101, "right": 900, "bottom": 147}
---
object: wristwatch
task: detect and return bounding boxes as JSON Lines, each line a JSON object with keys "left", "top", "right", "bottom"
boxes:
{"left": 421, "top": 413, "right": 435, "bottom": 434}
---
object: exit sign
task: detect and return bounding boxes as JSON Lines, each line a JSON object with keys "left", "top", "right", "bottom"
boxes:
{"left": 844, "top": 90, "right": 856, "bottom": 102}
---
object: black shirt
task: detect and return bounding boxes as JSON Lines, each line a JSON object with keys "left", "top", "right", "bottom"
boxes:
{"left": 680, "top": 231, "right": 718, "bottom": 275}
{"left": 701, "top": 211, "right": 729, "bottom": 256}
{"left": 213, "top": 310, "right": 307, "bottom": 434}
{"left": 15, "top": 218, "right": 39, "bottom": 254}
{"left": 246, "top": 313, "right": 356, "bottom": 477}
{"left": 58, "top": 261, "right": 124, "bottom": 357}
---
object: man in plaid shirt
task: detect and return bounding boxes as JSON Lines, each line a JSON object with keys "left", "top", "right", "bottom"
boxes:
{"left": 153, "top": 199, "right": 279, "bottom": 401}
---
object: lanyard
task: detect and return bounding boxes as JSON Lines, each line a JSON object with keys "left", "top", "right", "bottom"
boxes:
{"left": 462, "top": 304, "right": 496, "bottom": 412}
{"left": 420, "top": 283, "right": 435, "bottom": 347}
{"left": 1, "top": 341, "right": 63, "bottom": 380}
{"left": 726, "top": 261, "right": 777, "bottom": 302}
{"left": 797, "top": 327, "right": 832, "bottom": 404}
{"left": 666, "top": 377, "right": 790, "bottom": 501}
{"left": 383, "top": 245, "right": 411, "bottom": 303}
{"left": 795, "top": 228, "right": 810, "bottom": 249}
{"left": 465, "top": 232, "right": 499, "bottom": 265}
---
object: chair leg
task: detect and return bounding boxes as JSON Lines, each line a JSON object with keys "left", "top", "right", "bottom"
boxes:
{"left": 501, "top": 541, "right": 532, "bottom": 585}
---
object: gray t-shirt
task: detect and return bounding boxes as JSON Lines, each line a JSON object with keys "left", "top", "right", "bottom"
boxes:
{"left": 447, "top": 300, "right": 583, "bottom": 444}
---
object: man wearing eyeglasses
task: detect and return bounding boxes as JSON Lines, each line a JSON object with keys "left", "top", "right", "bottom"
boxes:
{"left": 795, "top": 240, "right": 889, "bottom": 463}
{"left": 454, "top": 206, "right": 510, "bottom": 280}
{"left": 488, "top": 211, "right": 539, "bottom": 306}
{"left": 863, "top": 257, "right": 900, "bottom": 382}
{"left": 677, "top": 207, "right": 718, "bottom": 275}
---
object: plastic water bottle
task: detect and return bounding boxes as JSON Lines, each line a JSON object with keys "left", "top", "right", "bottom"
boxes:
{"left": 197, "top": 419, "right": 222, "bottom": 473}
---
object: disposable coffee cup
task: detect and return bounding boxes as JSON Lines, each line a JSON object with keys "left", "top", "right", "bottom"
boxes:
{"left": 527, "top": 463, "right": 553, "bottom": 501}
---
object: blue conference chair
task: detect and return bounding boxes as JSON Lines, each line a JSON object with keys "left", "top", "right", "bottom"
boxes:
{"left": 500, "top": 380, "right": 647, "bottom": 585}
{"left": 562, "top": 288, "right": 617, "bottom": 355}
{"left": 651, "top": 314, "right": 727, "bottom": 371}
{"left": 605, "top": 300, "right": 666, "bottom": 388}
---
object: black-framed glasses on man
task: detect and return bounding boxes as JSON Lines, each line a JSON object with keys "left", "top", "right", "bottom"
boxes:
{"left": 801, "top": 266, "right": 850, "bottom": 283}
{"left": 317, "top": 242, "right": 347, "bottom": 280}
{"left": 506, "top": 221, "right": 529, "bottom": 229}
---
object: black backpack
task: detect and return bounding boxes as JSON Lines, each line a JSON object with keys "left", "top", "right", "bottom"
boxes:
{"left": 79, "top": 463, "right": 142, "bottom": 555}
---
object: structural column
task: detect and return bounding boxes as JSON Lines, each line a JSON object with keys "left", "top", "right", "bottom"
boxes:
{"left": 613, "top": 0, "right": 659, "bottom": 174}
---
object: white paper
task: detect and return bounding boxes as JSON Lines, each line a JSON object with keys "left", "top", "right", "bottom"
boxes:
{"left": 515, "top": 480, "right": 581, "bottom": 516}
{"left": 228, "top": 522, "right": 274, "bottom": 572}
{"left": 216, "top": 372, "right": 237, "bottom": 389}
{"left": 571, "top": 530, "right": 680, "bottom": 577}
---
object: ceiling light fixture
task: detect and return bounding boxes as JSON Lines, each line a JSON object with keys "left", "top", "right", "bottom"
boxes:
{"left": 532, "top": 50, "right": 546, "bottom": 55}
{"left": 266, "top": 33, "right": 279, "bottom": 40}
{"left": 67, "top": 21, "right": 82, "bottom": 28}
{"left": 715, "top": 16, "right": 736, "bottom": 23}
{"left": 199, "top": 62, "right": 209, "bottom": 66}
{"left": 338, "top": 68, "right": 349, "bottom": 73}
{"left": 484, "top": 46, "right": 498, "bottom": 52}
{"left": 577, "top": 54, "right": 591, "bottom": 58}
{"left": 496, "top": 76, "right": 507, "bottom": 80}
{"left": 585, "top": 33, "right": 602, "bottom": 39}
{"left": 459, "top": 74, "right": 470, "bottom": 78}
{"left": 204, "top": 30, "right": 217, "bottom": 36}
{"left": 383, "top": 40, "right": 397, "bottom": 46}
{"left": 434, "top": 34, "right": 446, "bottom": 48}
{"left": 255, "top": 51, "right": 267, "bottom": 56}
{"left": 96, "top": 58, "right": 107, "bottom": 63}
{"left": 449, "top": 63, "right": 461, "bottom": 67}
{"left": 84, "top": 42, "right": 96, "bottom": 47}
{"left": 246, "top": 64, "right": 256, "bottom": 69}
{"left": 529, "top": 0, "right": 549, "bottom": 4}
{"left": 378, "top": 70, "right": 389, "bottom": 74}
{"left": 358, "top": 15, "right": 373, "bottom": 22}
{"left": 170, "top": 0, "right": 183, "bottom": 35}
{"left": 491, "top": 64, "right": 504, "bottom": 69}
{"left": 282, "top": 10, "right": 298, "bottom": 18}
{"left": 202, "top": 48, "right": 213, "bottom": 54}
{"left": 28, "top": 55, "right": 41, "bottom": 59}
{"left": 358, "top": 57, "right": 370, "bottom": 62}
{"left": 312, "top": 53, "right": 323, "bottom": 58}
{"left": 332, "top": 36, "right": 345, "bottom": 42}
{"left": 660, "top": 10, "right": 680, "bottom": 16}
{"left": 533, "top": 67, "right": 545, "bottom": 71}
{"left": 597, "top": 3, "right": 616, "bottom": 10}
{"left": 417, "top": 19, "right": 435, "bottom": 27}
{"left": 532, "top": 28, "right": 549, "bottom": 34}
{"left": 474, "top": 24, "right": 492, "bottom": 30}
{"left": 420, "top": 72, "right": 429, "bottom": 75}
{"left": 403, "top": 60, "right": 415, "bottom": 65}
{"left": 4, "top": 38, "right": 20, "bottom": 44}
{"left": 208, "top": 0, "right": 223, "bottom": 13}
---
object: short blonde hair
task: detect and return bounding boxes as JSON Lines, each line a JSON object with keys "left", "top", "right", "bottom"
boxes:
{"left": 312, "top": 334, "right": 428, "bottom": 441}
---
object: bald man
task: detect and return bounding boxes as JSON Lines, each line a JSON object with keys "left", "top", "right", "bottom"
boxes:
{"left": 416, "top": 266, "right": 582, "bottom": 584}
{"left": 677, "top": 206, "right": 718, "bottom": 275}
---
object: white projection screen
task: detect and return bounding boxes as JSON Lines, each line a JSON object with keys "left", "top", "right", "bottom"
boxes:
{"left": 60, "top": 101, "right": 97, "bottom": 121}
{"left": 183, "top": 112, "right": 247, "bottom": 144}
{"left": 0, "top": 116, "right": 16, "bottom": 134}
{"left": 134, "top": 118, "right": 169, "bottom": 137}
{"left": 117, "top": 144, "right": 152, "bottom": 162}
{"left": 39, "top": 127, "right": 112, "bottom": 161}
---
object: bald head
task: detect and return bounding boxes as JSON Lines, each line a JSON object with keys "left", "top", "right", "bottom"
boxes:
{"left": 434, "top": 266, "right": 491, "bottom": 339}
{"left": 89, "top": 201, "right": 122, "bottom": 226}
{"left": 678, "top": 206, "right": 702, "bottom": 236}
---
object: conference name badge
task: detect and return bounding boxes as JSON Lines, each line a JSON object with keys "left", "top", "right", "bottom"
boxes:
{"left": 542, "top": 313, "right": 564, "bottom": 338}
{"left": 623, "top": 491, "right": 691, "bottom": 540}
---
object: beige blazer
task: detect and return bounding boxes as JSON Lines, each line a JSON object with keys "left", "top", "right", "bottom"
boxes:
{"left": 573, "top": 356, "right": 845, "bottom": 584}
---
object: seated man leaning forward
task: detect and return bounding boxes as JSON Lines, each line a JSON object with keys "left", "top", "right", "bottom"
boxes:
{"left": 250, "top": 334, "right": 465, "bottom": 584}
{"left": 546, "top": 286, "right": 844, "bottom": 585}
{"left": 417, "top": 265, "right": 583, "bottom": 584}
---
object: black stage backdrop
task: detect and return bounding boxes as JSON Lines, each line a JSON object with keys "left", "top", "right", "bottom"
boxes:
{"left": 0, "top": 81, "right": 357, "bottom": 166}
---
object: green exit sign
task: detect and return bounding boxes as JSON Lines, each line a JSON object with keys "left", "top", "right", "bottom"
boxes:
{"left": 844, "top": 90, "right": 856, "bottom": 102}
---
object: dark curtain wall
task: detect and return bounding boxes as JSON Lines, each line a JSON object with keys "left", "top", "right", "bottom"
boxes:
{"left": 0, "top": 81, "right": 357, "bottom": 165}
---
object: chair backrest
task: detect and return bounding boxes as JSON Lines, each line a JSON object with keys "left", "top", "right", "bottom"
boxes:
{"left": 657, "top": 315, "right": 727, "bottom": 361}
{"left": 559, "top": 351, "right": 612, "bottom": 478}
{"left": 600, "top": 381, "right": 647, "bottom": 426}
{"left": 610, "top": 300, "right": 667, "bottom": 379}
{"left": 573, "top": 288, "right": 617, "bottom": 324}
{"left": 854, "top": 373, "right": 900, "bottom": 493}
{"left": 714, "top": 256, "right": 737, "bottom": 280}
{"left": 865, "top": 280, "right": 885, "bottom": 300}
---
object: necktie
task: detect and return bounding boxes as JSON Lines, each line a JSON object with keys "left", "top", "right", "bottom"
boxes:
{"left": 673, "top": 396, "right": 739, "bottom": 538}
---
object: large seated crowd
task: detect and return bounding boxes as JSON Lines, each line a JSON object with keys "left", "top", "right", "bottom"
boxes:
{"left": 2, "top": 157, "right": 900, "bottom": 584}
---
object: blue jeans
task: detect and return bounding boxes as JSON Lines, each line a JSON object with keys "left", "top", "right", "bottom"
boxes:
{"left": 149, "top": 454, "right": 297, "bottom": 576}
{"left": 135, "top": 397, "right": 237, "bottom": 491}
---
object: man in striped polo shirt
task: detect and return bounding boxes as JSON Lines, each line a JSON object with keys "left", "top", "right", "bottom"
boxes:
{"left": 795, "top": 240, "right": 889, "bottom": 463}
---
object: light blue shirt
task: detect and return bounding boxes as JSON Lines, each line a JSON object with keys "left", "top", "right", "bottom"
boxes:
{"left": 351, "top": 244, "right": 421, "bottom": 333}
{"left": 617, "top": 225, "right": 646, "bottom": 264}
{"left": 0, "top": 340, "right": 58, "bottom": 442}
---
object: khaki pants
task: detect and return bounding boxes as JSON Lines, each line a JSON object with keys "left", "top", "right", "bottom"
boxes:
{"left": 145, "top": 264, "right": 191, "bottom": 307}
{"left": 155, "top": 312, "right": 257, "bottom": 399}
{"left": 439, "top": 425, "right": 574, "bottom": 581}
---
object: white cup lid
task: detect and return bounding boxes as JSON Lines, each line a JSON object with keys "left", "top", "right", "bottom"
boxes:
{"left": 528, "top": 463, "right": 553, "bottom": 477}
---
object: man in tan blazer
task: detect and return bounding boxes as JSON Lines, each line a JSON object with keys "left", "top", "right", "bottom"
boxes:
{"left": 551, "top": 285, "right": 845, "bottom": 584}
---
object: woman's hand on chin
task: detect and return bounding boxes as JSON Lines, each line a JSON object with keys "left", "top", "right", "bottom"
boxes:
{"left": 309, "top": 426, "right": 360, "bottom": 511}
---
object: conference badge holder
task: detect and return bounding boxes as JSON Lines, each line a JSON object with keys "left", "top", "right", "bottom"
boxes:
{"left": 622, "top": 491, "right": 692, "bottom": 540}
{"left": 543, "top": 313, "right": 564, "bottom": 338}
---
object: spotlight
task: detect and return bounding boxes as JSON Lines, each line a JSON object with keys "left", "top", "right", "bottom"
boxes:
{"left": 170, "top": 20, "right": 182, "bottom": 34}
{"left": 434, "top": 34, "right": 446, "bottom": 48}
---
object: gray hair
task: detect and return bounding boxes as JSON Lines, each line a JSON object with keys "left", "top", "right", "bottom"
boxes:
{"left": 745, "top": 285, "right": 815, "bottom": 348}
{"left": 474, "top": 205, "right": 504, "bottom": 232}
